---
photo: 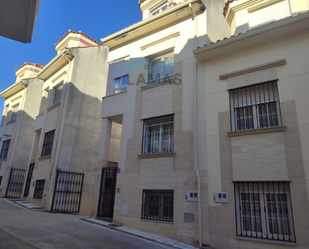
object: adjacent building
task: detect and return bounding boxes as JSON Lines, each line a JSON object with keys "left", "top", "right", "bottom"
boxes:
{"left": 23, "top": 31, "right": 110, "bottom": 215}
{"left": 0, "top": 63, "right": 43, "bottom": 198}
{"left": 194, "top": 0, "right": 309, "bottom": 248}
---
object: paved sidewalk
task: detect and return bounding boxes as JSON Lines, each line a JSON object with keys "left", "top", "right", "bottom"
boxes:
{"left": 83, "top": 218, "right": 199, "bottom": 249}
{"left": 10, "top": 199, "right": 46, "bottom": 211}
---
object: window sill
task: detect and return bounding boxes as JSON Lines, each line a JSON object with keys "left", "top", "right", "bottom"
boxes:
{"left": 138, "top": 152, "right": 175, "bottom": 159}
{"left": 6, "top": 119, "right": 16, "bottom": 125}
{"left": 103, "top": 91, "right": 127, "bottom": 99}
{"left": 141, "top": 218, "right": 173, "bottom": 224}
{"left": 38, "top": 155, "right": 51, "bottom": 161}
{"left": 141, "top": 77, "right": 175, "bottom": 91}
{"left": 36, "top": 112, "right": 45, "bottom": 118}
{"left": 236, "top": 236, "right": 296, "bottom": 246}
{"left": 47, "top": 102, "right": 60, "bottom": 112}
{"left": 228, "top": 126, "right": 286, "bottom": 137}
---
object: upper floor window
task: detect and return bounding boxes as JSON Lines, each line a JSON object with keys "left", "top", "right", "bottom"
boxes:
{"left": 11, "top": 104, "right": 19, "bottom": 121}
{"left": 147, "top": 52, "right": 174, "bottom": 83}
{"left": 0, "top": 139, "right": 11, "bottom": 159}
{"left": 249, "top": 0, "right": 291, "bottom": 28}
{"left": 39, "top": 89, "right": 49, "bottom": 114}
{"left": 113, "top": 75, "right": 128, "bottom": 94}
{"left": 234, "top": 182, "right": 296, "bottom": 242}
{"left": 41, "top": 130, "right": 55, "bottom": 157}
{"left": 53, "top": 85, "right": 63, "bottom": 104}
{"left": 1, "top": 105, "right": 9, "bottom": 126}
{"left": 150, "top": 1, "right": 169, "bottom": 16}
{"left": 112, "top": 59, "right": 129, "bottom": 95}
{"left": 229, "top": 81, "right": 282, "bottom": 131}
{"left": 142, "top": 115, "right": 174, "bottom": 154}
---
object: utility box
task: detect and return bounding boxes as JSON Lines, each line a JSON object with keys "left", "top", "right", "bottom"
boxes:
{"left": 214, "top": 192, "right": 228, "bottom": 203}
{"left": 186, "top": 191, "right": 198, "bottom": 202}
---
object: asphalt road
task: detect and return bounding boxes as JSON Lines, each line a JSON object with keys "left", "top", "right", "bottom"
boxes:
{"left": 0, "top": 199, "right": 171, "bottom": 249}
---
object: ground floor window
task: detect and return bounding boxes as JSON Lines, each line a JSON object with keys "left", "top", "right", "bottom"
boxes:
{"left": 33, "top": 180, "right": 45, "bottom": 199}
{"left": 141, "top": 190, "right": 173, "bottom": 222}
{"left": 234, "top": 182, "right": 296, "bottom": 242}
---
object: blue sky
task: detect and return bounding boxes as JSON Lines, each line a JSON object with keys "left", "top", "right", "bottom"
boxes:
{"left": 0, "top": 0, "right": 142, "bottom": 109}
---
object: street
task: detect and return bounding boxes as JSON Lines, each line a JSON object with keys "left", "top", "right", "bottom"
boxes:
{"left": 0, "top": 199, "right": 171, "bottom": 249}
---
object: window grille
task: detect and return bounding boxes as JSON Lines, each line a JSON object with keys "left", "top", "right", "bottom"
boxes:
{"left": 234, "top": 182, "right": 296, "bottom": 242}
{"left": 229, "top": 81, "right": 282, "bottom": 131}
{"left": 0, "top": 139, "right": 11, "bottom": 159}
{"left": 0, "top": 176, "right": 2, "bottom": 186}
{"left": 142, "top": 190, "right": 174, "bottom": 222}
{"left": 33, "top": 179, "right": 45, "bottom": 199}
{"left": 142, "top": 115, "right": 174, "bottom": 154}
{"left": 41, "top": 130, "right": 55, "bottom": 157}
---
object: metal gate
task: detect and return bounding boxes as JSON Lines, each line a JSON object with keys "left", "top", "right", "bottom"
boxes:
{"left": 51, "top": 171, "right": 84, "bottom": 213}
{"left": 23, "top": 163, "right": 35, "bottom": 197}
{"left": 5, "top": 168, "right": 26, "bottom": 198}
{"left": 97, "top": 167, "right": 118, "bottom": 218}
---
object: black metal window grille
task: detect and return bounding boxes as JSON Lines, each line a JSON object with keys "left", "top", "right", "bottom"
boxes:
{"left": 33, "top": 179, "right": 45, "bottom": 199}
{"left": 41, "top": 130, "right": 55, "bottom": 157}
{"left": 0, "top": 176, "right": 2, "bottom": 186}
{"left": 51, "top": 171, "right": 84, "bottom": 213}
{"left": 0, "top": 139, "right": 11, "bottom": 159}
{"left": 141, "top": 190, "right": 174, "bottom": 222}
{"left": 24, "top": 163, "right": 35, "bottom": 197}
{"left": 142, "top": 115, "right": 174, "bottom": 154}
{"left": 229, "top": 81, "right": 282, "bottom": 131}
{"left": 234, "top": 182, "right": 296, "bottom": 242}
{"left": 5, "top": 168, "right": 26, "bottom": 198}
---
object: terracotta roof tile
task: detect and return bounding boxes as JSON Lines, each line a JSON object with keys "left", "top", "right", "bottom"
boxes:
{"left": 15, "top": 63, "right": 44, "bottom": 72}
{"left": 138, "top": 0, "right": 147, "bottom": 6}
{"left": 55, "top": 30, "right": 102, "bottom": 47}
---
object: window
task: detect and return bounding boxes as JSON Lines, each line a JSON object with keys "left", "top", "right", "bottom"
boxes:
{"left": 11, "top": 104, "right": 19, "bottom": 121}
{"left": 41, "top": 130, "right": 55, "bottom": 157}
{"left": 39, "top": 89, "right": 49, "bottom": 114}
{"left": 234, "top": 182, "right": 296, "bottom": 242}
{"left": 0, "top": 139, "right": 11, "bottom": 159}
{"left": 53, "top": 85, "right": 63, "bottom": 104}
{"left": 147, "top": 52, "right": 174, "bottom": 83}
{"left": 142, "top": 190, "right": 173, "bottom": 222}
{"left": 0, "top": 176, "right": 2, "bottom": 186}
{"left": 142, "top": 115, "right": 174, "bottom": 154}
{"left": 150, "top": 1, "right": 169, "bottom": 16}
{"left": 33, "top": 179, "right": 45, "bottom": 199}
{"left": 113, "top": 75, "right": 128, "bottom": 94}
{"left": 229, "top": 81, "right": 281, "bottom": 131}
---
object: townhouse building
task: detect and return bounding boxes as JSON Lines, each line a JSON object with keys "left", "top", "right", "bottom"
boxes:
{"left": 0, "top": 63, "right": 43, "bottom": 198}
{"left": 22, "top": 31, "right": 110, "bottom": 215}
{"left": 92, "top": 0, "right": 230, "bottom": 246}
{"left": 193, "top": 0, "right": 309, "bottom": 248}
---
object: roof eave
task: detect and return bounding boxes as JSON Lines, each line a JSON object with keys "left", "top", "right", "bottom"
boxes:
{"left": 194, "top": 12, "right": 309, "bottom": 62}
{"left": 0, "top": 81, "right": 28, "bottom": 99}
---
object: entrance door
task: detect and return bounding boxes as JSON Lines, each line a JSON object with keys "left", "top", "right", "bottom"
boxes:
{"left": 24, "top": 163, "right": 35, "bottom": 197}
{"left": 97, "top": 167, "right": 118, "bottom": 218}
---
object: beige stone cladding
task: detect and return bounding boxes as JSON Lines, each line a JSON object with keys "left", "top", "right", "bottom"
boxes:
{"left": 26, "top": 45, "right": 109, "bottom": 215}
{"left": 194, "top": 17, "right": 309, "bottom": 248}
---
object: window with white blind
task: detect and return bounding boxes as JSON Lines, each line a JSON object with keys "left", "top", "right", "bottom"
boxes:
{"left": 150, "top": 1, "right": 169, "bottom": 16}
{"left": 11, "top": 104, "right": 19, "bottom": 121}
{"left": 142, "top": 115, "right": 174, "bottom": 154}
{"left": 112, "top": 59, "right": 129, "bottom": 94}
{"left": 53, "top": 85, "right": 63, "bottom": 104}
{"left": 234, "top": 182, "right": 296, "bottom": 243}
{"left": 229, "top": 81, "right": 282, "bottom": 131}
{"left": 249, "top": 0, "right": 291, "bottom": 28}
{"left": 147, "top": 52, "right": 174, "bottom": 83}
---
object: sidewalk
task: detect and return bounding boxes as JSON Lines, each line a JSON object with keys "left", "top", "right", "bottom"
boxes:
{"left": 83, "top": 217, "right": 199, "bottom": 249}
{"left": 10, "top": 199, "right": 46, "bottom": 211}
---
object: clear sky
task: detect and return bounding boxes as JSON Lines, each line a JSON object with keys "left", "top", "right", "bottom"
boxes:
{"left": 0, "top": 0, "right": 142, "bottom": 110}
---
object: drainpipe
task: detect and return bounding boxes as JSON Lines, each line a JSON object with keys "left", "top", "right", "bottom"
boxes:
{"left": 190, "top": 3, "right": 202, "bottom": 248}
{"left": 49, "top": 51, "right": 72, "bottom": 177}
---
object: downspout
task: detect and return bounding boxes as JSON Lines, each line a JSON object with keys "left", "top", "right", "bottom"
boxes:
{"left": 190, "top": 3, "right": 202, "bottom": 248}
{"left": 7, "top": 83, "right": 27, "bottom": 170}
{"left": 49, "top": 51, "right": 72, "bottom": 178}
